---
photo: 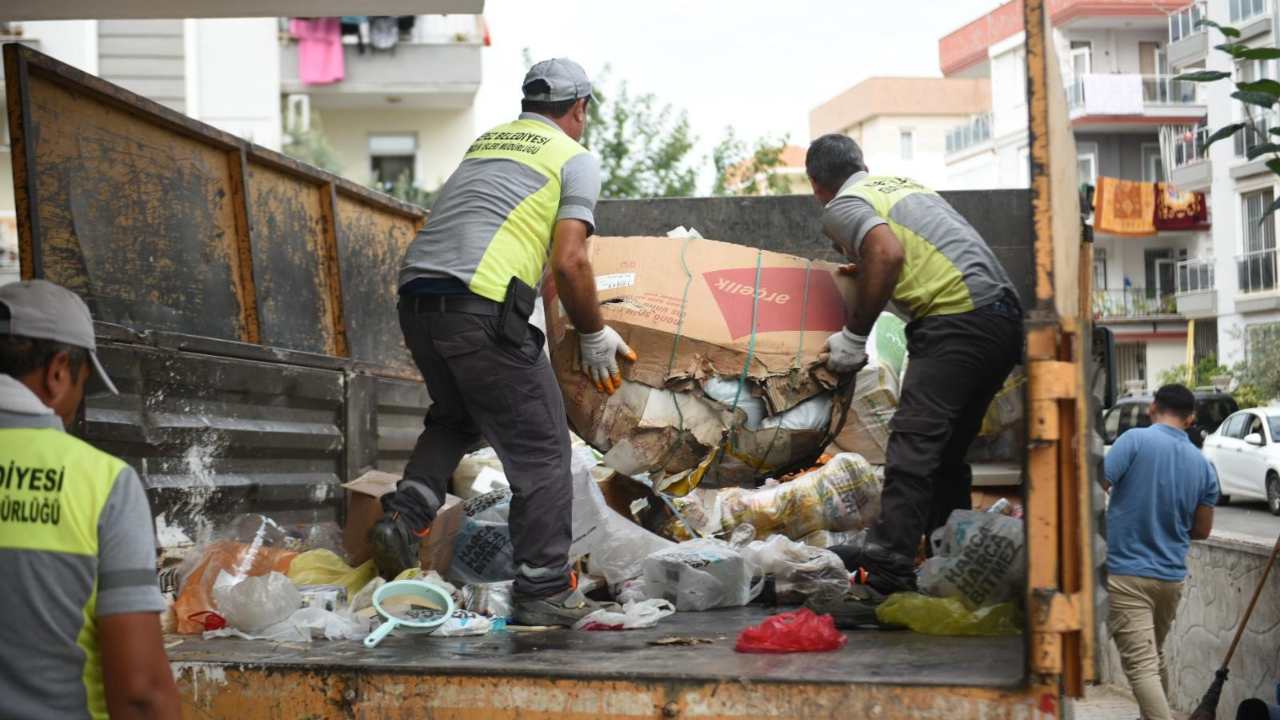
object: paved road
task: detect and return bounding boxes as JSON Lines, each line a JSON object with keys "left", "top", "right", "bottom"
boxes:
{"left": 1214, "top": 501, "right": 1280, "bottom": 544}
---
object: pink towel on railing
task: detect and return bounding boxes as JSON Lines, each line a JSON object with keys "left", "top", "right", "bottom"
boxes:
{"left": 290, "top": 18, "right": 344, "bottom": 85}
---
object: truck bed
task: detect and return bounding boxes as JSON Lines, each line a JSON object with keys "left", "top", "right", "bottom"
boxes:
{"left": 168, "top": 606, "right": 1024, "bottom": 688}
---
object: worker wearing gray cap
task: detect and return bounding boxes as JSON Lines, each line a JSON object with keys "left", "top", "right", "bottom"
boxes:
{"left": 379, "top": 58, "right": 631, "bottom": 625}
{"left": 0, "top": 279, "right": 179, "bottom": 718}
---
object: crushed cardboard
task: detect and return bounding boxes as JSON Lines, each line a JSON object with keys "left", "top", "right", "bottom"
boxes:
{"left": 341, "top": 470, "right": 462, "bottom": 574}
{"left": 544, "top": 235, "right": 856, "bottom": 493}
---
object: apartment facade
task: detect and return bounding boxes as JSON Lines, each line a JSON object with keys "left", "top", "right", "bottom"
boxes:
{"left": 0, "top": 15, "right": 482, "bottom": 263}
{"left": 940, "top": 0, "right": 1208, "bottom": 390}
{"left": 1165, "top": 0, "right": 1280, "bottom": 373}
{"left": 809, "top": 76, "right": 992, "bottom": 190}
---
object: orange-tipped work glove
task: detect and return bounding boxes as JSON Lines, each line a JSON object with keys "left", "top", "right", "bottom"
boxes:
{"left": 579, "top": 325, "right": 637, "bottom": 394}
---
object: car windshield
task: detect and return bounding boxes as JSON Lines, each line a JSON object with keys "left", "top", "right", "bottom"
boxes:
{"left": 1270, "top": 416, "right": 1280, "bottom": 440}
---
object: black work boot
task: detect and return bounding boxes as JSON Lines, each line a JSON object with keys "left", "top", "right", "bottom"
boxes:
{"left": 512, "top": 586, "right": 621, "bottom": 627}
{"left": 369, "top": 512, "right": 428, "bottom": 580}
{"left": 804, "top": 584, "right": 902, "bottom": 630}
{"left": 828, "top": 531, "right": 918, "bottom": 596}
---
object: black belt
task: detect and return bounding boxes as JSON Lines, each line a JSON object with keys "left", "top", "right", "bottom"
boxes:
{"left": 405, "top": 293, "right": 500, "bottom": 316}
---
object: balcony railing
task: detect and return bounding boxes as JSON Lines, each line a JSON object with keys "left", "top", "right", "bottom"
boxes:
{"left": 1229, "top": 0, "right": 1269, "bottom": 24}
{"left": 1067, "top": 74, "right": 1199, "bottom": 112}
{"left": 1169, "top": 1, "right": 1207, "bottom": 44}
{"left": 1177, "top": 257, "right": 1215, "bottom": 294}
{"left": 1237, "top": 248, "right": 1278, "bottom": 294}
{"left": 1173, "top": 123, "right": 1209, "bottom": 168}
{"left": 1235, "top": 111, "right": 1279, "bottom": 157}
{"left": 1092, "top": 288, "right": 1180, "bottom": 319}
{"left": 945, "top": 112, "right": 993, "bottom": 155}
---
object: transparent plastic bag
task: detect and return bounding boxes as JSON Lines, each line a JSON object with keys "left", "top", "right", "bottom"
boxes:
{"left": 211, "top": 570, "right": 301, "bottom": 633}
{"left": 741, "top": 535, "right": 850, "bottom": 603}
{"left": 642, "top": 538, "right": 763, "bottom": 611}
{"left": 874, "top": 593, "right": 1022, "bottom": 636}
{"left": 462, "top": 581, "right": 514, "bottom": 619}
{"left": 173, "top": 515, "right": 299, "bottom": 634}
{"left": 919, "top": 510, "right": 1026, "bottom": 609}
{"left": 734, "top": 608, "right": 847, "bottom": 653}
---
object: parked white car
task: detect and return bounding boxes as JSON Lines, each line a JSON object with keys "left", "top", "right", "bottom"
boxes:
{"left": 1202, "top": 408, "right": 1280, "bottom": 516}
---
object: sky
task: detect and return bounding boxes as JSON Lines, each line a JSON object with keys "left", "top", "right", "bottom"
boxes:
{"left": 473, "top": 0, "right": 1006, "bottom": 190}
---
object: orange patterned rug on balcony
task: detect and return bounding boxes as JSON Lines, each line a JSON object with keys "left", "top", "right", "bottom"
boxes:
{"left": 1154, "top": 182, "right": 1209, "bottom": 231}
{"left": 1093, "top": 176, "right": 1155, "bottom": 236}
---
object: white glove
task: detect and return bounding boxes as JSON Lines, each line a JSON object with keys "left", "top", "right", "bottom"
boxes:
{"left": 823, "top": 328, "right": 868, "bottom": 374}
{"left": 579, "top": 326, "right": 637, "bottom": 395}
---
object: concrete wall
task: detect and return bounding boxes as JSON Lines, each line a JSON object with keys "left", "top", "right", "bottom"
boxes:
{"left": 857, "top": 114, "right": 974, "bottom": 190}
{"left": 1099, "top": 536, "right": 1280, "bottom": 715}
{"left": 319, "top": 106, "right": 476, "bottom": 192}
{"left": 594, "top": 190, "right": 1035, "bottom": 308}
{"left": 190, "top": 18, "right": 280, "bottom": 150}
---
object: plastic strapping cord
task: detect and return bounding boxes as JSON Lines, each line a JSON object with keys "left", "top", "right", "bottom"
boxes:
{"left": 719, "top": 249, "right": 764, "bottom": 472}
{"left": 752, "top": 260, "right": 814, "bottom": 475}
{"left": 654, "top": 234, "right": 696, "bottom": 469}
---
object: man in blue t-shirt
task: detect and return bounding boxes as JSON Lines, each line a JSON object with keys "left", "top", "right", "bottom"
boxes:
{"left": 1104, "top": 384, "right": 1217, "bottom": 720}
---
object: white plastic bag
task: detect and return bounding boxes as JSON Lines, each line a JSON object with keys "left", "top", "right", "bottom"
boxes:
{"left": 587, "top": 509, "right": 675, "bottom": 588}
{"left": 204, "top": 605, "right": 369, "bottom": 642}
{"left": 211, "top": 570, "right": 301, "bottom": 633}
{"left": 431, "top": 608, "right": 493, "bottom": 637}
{"left": 919, "top": 510, "right": 1025, "bottom": 609}
{"left": 741, "top": 535, "right": 850, "bottom": 603}
{"left": 642, "top": 539, "right": 763, "bottom": 611}
{"left": 573, "top": 599, "right": 676, "bottom": 631}
{"left": 462, "top": 581, "right": 514, "bottom": 619}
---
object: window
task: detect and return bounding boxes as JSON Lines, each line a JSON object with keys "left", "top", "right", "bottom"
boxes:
{"left": 1093, "top": 247, "right": 1107, "bottom": 290}
{"left": 1245, "top": 414, "right": 1267, "bottom": 442}
{"left": 1230, "top": 0, "right": 1267, "bottom": 22}
{"left": 1077, "top": 152, "right": 1097, "bottom": 185}
{"left": 369, "top": 133, "right": 417, "bottom": 191}
{"left": 1141, "top": 143, "right": 1164, "bottom": 182}
{"left": 1170, "top": 2, "right": 1205, "bottom": 43}
{"left": 899, "top": 129, "right": 914, "bottom": 160}
{"left": 1268, "top": 416, "right": 1280, "bottom": 440}
{"left": 1197, "top": 399, "right": 1238, "bottom": 432}
{"left": 1242, "top": 189, "right": 1276, "bottom": 254}
{"left": 1223, "top": 412, "right": 1249, "bottom": 438}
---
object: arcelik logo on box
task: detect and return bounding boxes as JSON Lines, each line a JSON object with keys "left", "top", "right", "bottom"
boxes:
{"left": 702, "top": 267, "right": 845, "bottom": 340}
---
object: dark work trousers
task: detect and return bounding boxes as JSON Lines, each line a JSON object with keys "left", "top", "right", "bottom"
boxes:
{"left": 869, "top": 295, "right": 1024, "bottom": 559}
{"left": 385, "top": 299, "right": 573, "bottom": 597}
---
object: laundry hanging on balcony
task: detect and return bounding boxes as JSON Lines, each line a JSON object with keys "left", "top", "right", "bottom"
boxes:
{"left": 1154, "top": 182, "right": 1209, "bottom": 231}
{"left": 1093, "top": 176, "right": 1156, "bottom": 236}
{"left": 1081, "top": 74, "right": 1144, "bottom": 115}
{"left": 290, "top": 18, "right": 345, "bottom": 85}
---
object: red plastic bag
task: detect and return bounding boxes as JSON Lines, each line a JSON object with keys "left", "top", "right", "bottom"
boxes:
{"left": 734, "top": 608, "right": 848, "bottom": 653}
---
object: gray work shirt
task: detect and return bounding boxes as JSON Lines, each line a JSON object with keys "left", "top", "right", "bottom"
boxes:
{"left": 0, "top": 374, "right": 163, "bottom": 720}
{"left": 398, "top": 112, "right": 602, "bottom": 295}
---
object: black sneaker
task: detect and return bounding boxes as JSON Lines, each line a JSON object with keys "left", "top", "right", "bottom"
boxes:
{"left": 828, "top": 531, "right": 918, "bottom": 596}
{"left": 512, "top": 587, "right": 621, "bottom": 627}
{"left": 369, "top": 512, "right": 427, "bottom": 580}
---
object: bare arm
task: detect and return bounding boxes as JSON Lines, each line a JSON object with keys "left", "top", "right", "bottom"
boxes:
{"left": 551, "top": 218, "right": 604, "bottom": 334}
{"left": 845, "top": 225, "right": 905, "bottom": 335}
{"left": 1190, "top": 504, "right": 1214, "bottom": 540}
{"left": 100, "top": 612, "right": 181, "bottom": 719}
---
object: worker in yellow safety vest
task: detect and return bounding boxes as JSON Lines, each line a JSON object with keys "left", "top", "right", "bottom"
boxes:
{"left": 802, "top": 134, "right": 1024, "bottom": 623}
{"left": 373, "top": 58, "right": 633, "bottom": 626}
{"left": 0, "top": 279, "right": 180, "bottom": 719}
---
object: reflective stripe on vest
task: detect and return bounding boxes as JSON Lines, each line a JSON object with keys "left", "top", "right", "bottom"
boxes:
{"left": 464, "top": 119, "right": 587, "bottom": 302}
{"left": 0, "top": 428, "right": 126, "bottom": 720}
{"left": 839, "top": 175, "right": 975, "bottom": 318}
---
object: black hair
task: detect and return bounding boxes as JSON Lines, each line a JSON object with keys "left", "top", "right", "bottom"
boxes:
{"left": 0, "top": 336, "right": 88, "bottom": 379}
{"left": 520, "top": 81, "right": 589, "bottom": 118}
{"left": 1153, "top": 384, "right": 1196, "bottom": 419}
{"left": 805, "top": 133, "right": 868, "bottom": 194}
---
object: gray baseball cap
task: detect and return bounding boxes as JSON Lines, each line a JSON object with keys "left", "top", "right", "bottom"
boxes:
{"left": 0, "top": 279, "right": 118, "bottom": 395}
{"left": 522, "top": 58, "right": 593, "bottom": 103}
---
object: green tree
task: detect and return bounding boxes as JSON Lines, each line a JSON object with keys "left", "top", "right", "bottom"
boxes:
{"left": 580, "top": 75, "right": 698, "bottom": 199}
{"left": 374, "top": 170, "right": 436, "bottom": 210}
{"left": 1156, "top": 353, "right": 1231, "bottom": 388}
{"left": 282, "top": 111, "right": 342, "bottom": 175}
{"left": 711, "top": 128, "right": 793, "bottom": 196}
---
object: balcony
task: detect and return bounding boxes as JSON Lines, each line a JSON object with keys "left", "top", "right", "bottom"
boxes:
{"left": 280, "top": 15, "right": 483, "bottom": 109}
{"left": 1235, "top": 248, "right": 1280, "bottom": 311}
{"left": 1171, "top": 122, "right": 1211, "bottom": 189}
{"left": 1175, "top": 257, "right": 1217, "bottom": 317}
{"left": 1093, "top": 288, "right": 1180, "bottom": 321}
{"left": 1067, "top": 74, "right": 1205, "bottom": 124}
{"left": 1229, "top": 0, "right": 1273, "bottom": 39}
{"left": 945, "top": 113, "right": 993, "bottom": 157}
{"left": 1168, "top": 2, "right": 1208, "bottom": 67}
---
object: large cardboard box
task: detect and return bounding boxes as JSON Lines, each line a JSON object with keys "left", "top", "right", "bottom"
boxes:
{"left": 544, "top": 236, "right": 855, "bottom": 494}
{"left": 341, "top": 470, "right": 463, "bottom": 574}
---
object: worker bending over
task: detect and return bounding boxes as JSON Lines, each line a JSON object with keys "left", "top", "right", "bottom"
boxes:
{"left": 372, "top": 58, "right": 633, "bottom": 626}
{"left": 0, "top": 280, "right": 180, "bottom": 719}
{"left": 807, "top": 134, "right": 1023, "bottom": 601}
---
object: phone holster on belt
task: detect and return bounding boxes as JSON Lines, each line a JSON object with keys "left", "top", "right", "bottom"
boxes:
{"left": 498, "top": 276, "right": 536, "bottom": 346}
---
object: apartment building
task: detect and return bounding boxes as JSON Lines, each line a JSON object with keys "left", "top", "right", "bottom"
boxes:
{"left": 0, "top": 14, "right": 483, "bottom": 260}
{"left": 940, "top": 0, "right": 1209, "bottom": 389}
{"left": 809, "top": 76, "right": 992, "bottom": 190}
{"left": 1165, "top": 0, "right": 1280, "bottom": 371}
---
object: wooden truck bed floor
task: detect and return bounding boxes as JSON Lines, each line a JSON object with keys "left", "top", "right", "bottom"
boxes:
{"left": 167, "top": 606, "right": 1025, "bottom": 688}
